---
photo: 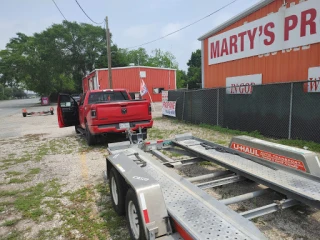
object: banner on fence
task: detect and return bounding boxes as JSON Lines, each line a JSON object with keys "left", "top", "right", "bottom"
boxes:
{"left": 162, "top": 101, "right": 176, "bottom": 117}
{"left": 208, "top": 0, "right": 320, "bottom": 65}
{"left": 162, "top": 91, "right": 168, "bottom": 102}
{"left": 306, "top": 67, "right": 320, "bottom": 92}
{"left": 226, "top": 74, "right": 262, "bottom": 94}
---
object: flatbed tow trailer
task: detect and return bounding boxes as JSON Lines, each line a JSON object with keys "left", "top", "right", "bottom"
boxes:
{"left": 105, "top": 132, "right": 320, "bottom": 240}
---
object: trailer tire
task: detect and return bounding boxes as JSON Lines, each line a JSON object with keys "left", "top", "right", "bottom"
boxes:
{"left": 85, "top": 123, "right": 96, "bottom": 146}
{"left": 23, "top": 113, "right": 27, "bottom": 117}
{"left": 109, "top": 168, "right": 126, "bottom": 216}
{"left": 126, "top": 188, "right": 147, "bottom": 240}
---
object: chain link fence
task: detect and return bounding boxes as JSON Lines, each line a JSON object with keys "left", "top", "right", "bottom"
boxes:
{"left": 168, "top": 80, "right": 320, "bottom": 143}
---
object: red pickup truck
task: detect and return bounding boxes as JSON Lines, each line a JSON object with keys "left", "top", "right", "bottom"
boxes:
{"left": 57, "top": 89, "right": 153, "bottom": 145}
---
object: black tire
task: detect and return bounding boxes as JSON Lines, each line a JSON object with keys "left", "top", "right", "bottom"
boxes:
{"left": 85, "top": 123, "right": 96, "bottom": 146}
{"left": 109, "top": 168, "right": 126, "bottom": 216}
{"left": 22, "top": 113, "right": 27, "bottom": 117}
{"left": 51, "top": 111, "right": 54, "bottom": 115}
{"left": 75, "top": 126, "right": 80, "bottom": 134}
{"left": 126, "top": 188, "right": 147, "bottom": 240}
{"left": 142, "top": 129, "right": 147, "bottom": 140}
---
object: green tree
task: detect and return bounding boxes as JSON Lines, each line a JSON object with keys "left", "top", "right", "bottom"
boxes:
{"left": 186, "top": 49, "right": 202, "bottom": 89}
{"left": 176, "top": 70, "right": 187, "bottom": 89}
{"left": 147, "top": 49, "right": 178, "bottom": 68}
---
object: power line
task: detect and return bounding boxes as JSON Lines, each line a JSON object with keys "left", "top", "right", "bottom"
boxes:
{"left": 74, "top": 0, "right": 104, "bottom": 25}
{"left": 52, "top": 0, "right": 68, "bottom": 21}
{"left": 126, "top": 0, "right": 239, "bottom": 49}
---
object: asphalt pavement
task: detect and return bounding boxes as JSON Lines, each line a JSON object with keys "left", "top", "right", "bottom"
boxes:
{"left": 0, "top": 98, "right": 40, "bottom": 118}
{"left": 0, "top": 98, "right": 58, "bottom": 139}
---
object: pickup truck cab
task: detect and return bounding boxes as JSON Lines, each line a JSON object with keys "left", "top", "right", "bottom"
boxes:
{"left": 57, "top": 89, "right": 153, "bottom": 145}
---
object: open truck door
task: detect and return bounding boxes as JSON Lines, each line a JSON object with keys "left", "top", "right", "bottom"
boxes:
{"left": 57, "top": 94, "right": 80, "bottom": 128}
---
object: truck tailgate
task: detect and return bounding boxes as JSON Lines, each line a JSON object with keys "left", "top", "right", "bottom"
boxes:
{"left": 94, "top": 101, "right": 150, "bottom": 123}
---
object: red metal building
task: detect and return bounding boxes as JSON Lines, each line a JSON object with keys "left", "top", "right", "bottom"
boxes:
{"left": 198, "top": 0, "right": 320, "bottom": 89}
{"left": 82, "top": 66, "right": 176, "bottom": 102}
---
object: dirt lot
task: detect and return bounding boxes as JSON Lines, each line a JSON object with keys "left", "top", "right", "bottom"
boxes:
{"left": 0, "top": 103, "right": 320, "bottom": 240}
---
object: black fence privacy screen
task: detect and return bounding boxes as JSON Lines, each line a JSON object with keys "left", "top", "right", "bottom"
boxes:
{"left": 167, "top": 80, "right": 320, "bottom": 143}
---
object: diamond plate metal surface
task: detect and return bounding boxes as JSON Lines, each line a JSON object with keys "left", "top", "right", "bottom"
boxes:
{"left": 143, "top": 161, "right": 251, "bottom": 240}
{"left": 180, "top": 140, "right": 320, "bottom": 200}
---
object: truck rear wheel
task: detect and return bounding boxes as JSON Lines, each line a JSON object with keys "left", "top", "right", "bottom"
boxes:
{"left": 126, "top": 188, "right": 147, "bottom": 240}
{"left": 85, "top": 123, "right": 96, "bottom": 146}
{"left": 109, "top": 168, "right": 126, "bottom": 216}
{"left": 75, "top": 126, "right": 80, "bottom": 134}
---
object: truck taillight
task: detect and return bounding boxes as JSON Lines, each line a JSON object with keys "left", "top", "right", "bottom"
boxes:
{"left": 148, "top": 104, "right": 151, "bottom": 115}
{"left": 91, "top": 109, "right": 97, "bottom": 118}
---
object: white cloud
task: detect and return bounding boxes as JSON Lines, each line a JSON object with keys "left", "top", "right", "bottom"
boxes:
{"left": 161, "top": 23, "right": 183, "bottom": 40}
{"left": 123, "top": 24, "right": 154, "bottom": 40}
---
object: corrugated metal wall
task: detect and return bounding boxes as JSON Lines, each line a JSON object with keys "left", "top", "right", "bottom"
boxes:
{"left": 94, "top": 67, "right": 176, "bottom": 102}
{"left": 203, "top": 0, "right": 320, "bottom": 88}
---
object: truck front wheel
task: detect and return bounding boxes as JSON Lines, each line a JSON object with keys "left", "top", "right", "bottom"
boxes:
{"left": 85, "top": 123, "right": 96, "bottom": 146}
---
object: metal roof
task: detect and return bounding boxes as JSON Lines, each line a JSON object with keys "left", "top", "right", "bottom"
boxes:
{"left": 198, "top": 0, "right": 275, "bottom": 41}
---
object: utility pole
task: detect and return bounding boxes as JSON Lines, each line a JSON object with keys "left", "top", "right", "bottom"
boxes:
{"left": 105, "top": 16, "right": 113, "bottom": 89}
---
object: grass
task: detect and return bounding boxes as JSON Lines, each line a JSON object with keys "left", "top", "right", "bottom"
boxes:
{"left": 158, "top": 118, "right": 320, "bottom": 153}
{"left": 8, "top": 178, "right": 29, "bottom": 184}
{"left": 0, "top": 190, "right": 20, "bottom": 197}
{"left": 3, "top": 230, "right": 23, "bottom": 240}
{"left": 5, "top": 171, "right": 23, "bottom": 176}
{"left": 2, "top": 219, "right": 20, "bottom": 227}
{"left": 96, "top": 184, "right": 130, "bottom": 240}
{"left": 27, "top": 168, "right": 41, "bottom": 175}
{"left": 198, "top": 161, "right": 216, "bottom": 166}
{"left": 14, "top": 180, "right": 61, "bottom": 221}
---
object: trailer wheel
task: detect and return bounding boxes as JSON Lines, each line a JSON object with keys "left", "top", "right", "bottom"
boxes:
{"left": 22, "top": 113, "right": 27, "bottom": 117}
{"left": 126, "top": 188, "right": 147, "bottom": 240}
{"left": 85, "top": 123, "right": 96, "bottom": 146}
{"left": 109, "top": 168, "right": 126, "bottom": 216}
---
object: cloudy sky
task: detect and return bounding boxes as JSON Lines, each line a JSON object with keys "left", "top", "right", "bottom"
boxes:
{"left": 0, "top": 0, "right": 260, "bottom": 70}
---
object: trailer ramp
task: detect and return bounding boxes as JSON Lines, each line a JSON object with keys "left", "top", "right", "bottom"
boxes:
{"left": 173, "top": 135, "right": 320, "bottom": 209}
{"left": 109, "top": 144, "right": 266, "bottom": 240}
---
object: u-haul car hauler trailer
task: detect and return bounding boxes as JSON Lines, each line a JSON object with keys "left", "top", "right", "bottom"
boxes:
{"left": 105, "top": 131, "right": 320, "bottom": 240}
{"left": 22, "top": 107, "right": 54, "bottom": 117}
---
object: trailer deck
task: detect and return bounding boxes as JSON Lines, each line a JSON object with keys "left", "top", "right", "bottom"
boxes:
{"left": 109, "top": 145, "right": 265, "bottom": 240}
{"left": 106, "top": 132, "right": 320, "bottom": 239}
{"left": 173, "top": 136, "right": 320, "bottom": 209}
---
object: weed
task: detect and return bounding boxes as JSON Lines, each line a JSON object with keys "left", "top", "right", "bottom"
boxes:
{"left": 3, "top": 230, "right": 23, "bottom": 240}
{"left": 2, "top": 219, "right": 20, "bottom": 227}
{"left": 0, "top": 190, "right": 19, "bottom": 197}
{"left": 27, "top": 168, "right": 41, "bottom": 175}
{"left": 198, "top": 161, "right": 215, "bottom": 166}
{"left": 96, "top": 184, "right": 130, "bottom": 240}
{"left": 5, "top": 171, "right": 23, "bottom": 176}
{"left": 0, "top": 206, "right": 4, "bottom": 212}
{"left": 8, "top": 178, "right": 29, "bottom": 184}
{"left": 167, "top": 119, "right": 320, "bottom": 153}
{"left": 14, "top": 180, "right": 61, "bottom": 221}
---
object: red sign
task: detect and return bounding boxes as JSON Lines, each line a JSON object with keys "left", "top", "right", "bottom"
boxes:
{"left": 231, "top": 142, "right": 307, "bottom": 172}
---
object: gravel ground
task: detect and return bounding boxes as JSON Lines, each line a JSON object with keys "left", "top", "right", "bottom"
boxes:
{"left": 1, "top": 103, "right": 319, "bottom": 239}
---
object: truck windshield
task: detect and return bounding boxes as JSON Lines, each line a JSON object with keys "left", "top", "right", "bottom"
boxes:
{"left": 88, "top": 91, "right": 129, "bottom": 104}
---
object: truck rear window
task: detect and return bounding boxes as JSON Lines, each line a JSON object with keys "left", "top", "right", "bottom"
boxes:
{"left": 88, "top": 91, "right": 129, "bottom": 104}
